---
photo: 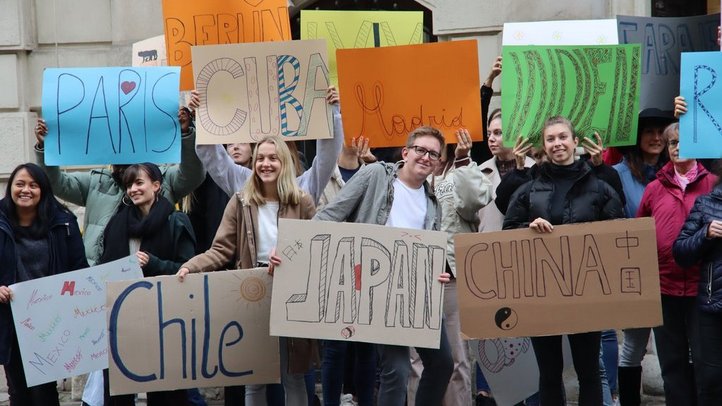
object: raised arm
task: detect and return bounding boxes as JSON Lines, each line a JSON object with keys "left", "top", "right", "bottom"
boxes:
{"left": 297, "top": 87, "right": 345, "bottom": 204}
{"left": 162, "top": 124, "right": 206, "bottom": 203}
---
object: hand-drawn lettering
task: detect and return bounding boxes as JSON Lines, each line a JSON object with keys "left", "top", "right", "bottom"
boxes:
{"left": 63, "top": 348, "right": 83, "bottom": 373}
{"left": 27, "top": 289, "right": 53, "bottom": 310}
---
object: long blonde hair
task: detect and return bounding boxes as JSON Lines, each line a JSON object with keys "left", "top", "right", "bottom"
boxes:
{"left": 243, "top": 135, "right": 303, "bottom": 206}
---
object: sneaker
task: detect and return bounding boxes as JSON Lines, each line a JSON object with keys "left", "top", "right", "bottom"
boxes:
{"left": 340, "top": 393, "right": 358, "bottom": 406}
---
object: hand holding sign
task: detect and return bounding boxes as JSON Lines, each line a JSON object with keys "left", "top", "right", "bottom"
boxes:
{"left": 0, "top": 285, "right": 12, "bottom": 304}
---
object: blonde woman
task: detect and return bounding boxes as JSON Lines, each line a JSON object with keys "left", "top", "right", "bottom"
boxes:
{"left": 177, "top": 135, "right": 316, "bottom": 406}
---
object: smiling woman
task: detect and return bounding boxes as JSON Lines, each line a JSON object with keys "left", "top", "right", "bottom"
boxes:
{"left": 0, "top": 163, "right": 88, "bottom": 406}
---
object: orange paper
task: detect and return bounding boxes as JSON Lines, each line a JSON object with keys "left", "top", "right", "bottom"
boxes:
{"left": 337, "top": 40, "right": 482, "bottom": 147}
{"left": 162, "top": 0, "right": 291, "bottom": 90}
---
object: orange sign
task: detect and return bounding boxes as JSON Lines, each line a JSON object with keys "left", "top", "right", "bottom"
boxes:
{"left": 162, "top": 0, "right": 291, "bottom": 90}
{"left": 336, "top": 40, "right": 482, "bottom": 147}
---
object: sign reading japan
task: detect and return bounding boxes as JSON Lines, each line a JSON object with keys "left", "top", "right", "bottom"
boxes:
{"left": 107, "top": 268, "right": 279, "bottom": 395}
{"left": 9, "top": 257, "right": 143, "bottom": 387}
{"left": 617, "top": 14, "right": 719, "bottom": 111}
{"left": 679, "top": 51, "right": 722, "bottom": 158}
{"left": 270, "top": 219, "right": 447, "bottom": 349}
{"left": 41, "top": 67, "right": 181, "bottom": 165}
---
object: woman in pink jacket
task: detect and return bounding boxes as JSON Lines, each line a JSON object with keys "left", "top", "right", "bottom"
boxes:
{"left": 636, "top": 122, "right": 716, "bottom": 405}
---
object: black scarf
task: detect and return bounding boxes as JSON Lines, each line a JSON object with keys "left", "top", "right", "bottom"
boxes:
{"left": 100, "top": 197, "right": 175, "bottom": 265}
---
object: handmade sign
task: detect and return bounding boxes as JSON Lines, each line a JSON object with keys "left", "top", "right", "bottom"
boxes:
{"left": 337, "top": 40, "right": 482, "bottom": 147}
{"left": 162, "top": 0, "right": 291, "bottom": 90}
{"left": 41, "top": 67, "right": 181, "bottom": 165}
{"left": 106, "top": 268, "right": 278, "bottom": 395}
{"left": 132, "top": 35, "right": 168, "bottom": 67}
{"left": 454, "top": 218, "right": 662, "bottom": 339}
{"left": 617, "top": 14, "right": 719, "bottom": 111}
{"left": 9, "top": 257, "right": 143, "bottom": 387}
{"left": 503, "top": 19, "right": 619, "bottom": 46}
{"left": 191, "top": 39, "right": 333, "bottom": 144}
{"left": 501, "top": 44, "right": 641, "bottom": 147}
{"left": 679, "top": 51, "right": 722, "bottom": 158}
{"left": 301, "top": 10, "right": 423, "bottom": 85}
{"left": 270, "top": 219, "right": 447, "bottom": 349}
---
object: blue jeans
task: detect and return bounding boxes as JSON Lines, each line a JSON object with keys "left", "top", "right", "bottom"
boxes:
{"left": 600, "top": 329, "right": 618, "bottom": 395}
{"left": 377, "top": 321, "right": 453, "bottom": 406}
{"left": 321, "top": 341, "right": 376, "bottom": 406}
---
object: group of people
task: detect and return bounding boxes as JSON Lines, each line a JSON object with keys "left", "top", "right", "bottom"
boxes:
{"left": 0, "top": 56, "right": 721, "bottom": 406}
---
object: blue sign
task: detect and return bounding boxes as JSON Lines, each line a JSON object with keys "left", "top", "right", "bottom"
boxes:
{"left": 42, "top": 67, "right": 181, "bottom": 165}
{"left": 680, "top": 51, "right": 722, "bottom": 159}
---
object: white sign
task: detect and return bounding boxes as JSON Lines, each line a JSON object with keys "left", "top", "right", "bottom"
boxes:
{"left": 502, "top": 19, "right": 620, "bottom": 45}
{"left": 10, "top": 256, "right": 143, "bottom": 387}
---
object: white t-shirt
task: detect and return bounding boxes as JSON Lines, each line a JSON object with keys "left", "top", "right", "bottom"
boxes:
{"left": 257, "top": 201, "right": 280, "bottom": 264}
{"left": 385, "top": 178, "right": 426, "bottom": 230}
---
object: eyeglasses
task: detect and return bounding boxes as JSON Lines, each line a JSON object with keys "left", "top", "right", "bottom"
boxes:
{"left": 408, "top": 145, "right": 442, "bottom": 161}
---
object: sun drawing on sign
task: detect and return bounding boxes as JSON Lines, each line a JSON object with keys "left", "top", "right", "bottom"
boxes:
{"left": 232, "top": 274, "right": 268, "bottom": 306}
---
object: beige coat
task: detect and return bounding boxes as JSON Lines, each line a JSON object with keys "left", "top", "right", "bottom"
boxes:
{"left": 478, "top": 156, "right": 535, "bottom": 232}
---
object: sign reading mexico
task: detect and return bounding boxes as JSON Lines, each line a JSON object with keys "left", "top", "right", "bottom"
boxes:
{"left": 301, "top": 10, "right": 423, "bottom": 85}
{"left": 679, "top": 51, "right": 722, "bottom": 159}
{"left": 107, "top": 269, "right": 278, "bottom": 395}
{"left": 501, "top": 44, "right": 641, "bottom": 147}
{"left": 192, "top": 39, "right": 333, "bottom": 144}
{"left": 454, "top": 218, "right": 662, "bottom": 339}
{"left": 9, "top": 257, "right": 143, "bottom": 387}
{"left": 41, "top": 67, "right": 181, "bottom": 166}
{"left": 336, "top": 40, "right": 482, "bottom": 148}
{"left": 162, "top": 0, "right": 290, "bottom": 90}
{"left": 271, "top": 219, "right": 447, "bottom": 349}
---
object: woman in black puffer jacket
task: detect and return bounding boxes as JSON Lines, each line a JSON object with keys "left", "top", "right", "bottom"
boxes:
{"left": 673, "top": 176, "right": 722, "bottom": 406}
{"left": 503, "top": 116, "right": 624, "bottom": 406}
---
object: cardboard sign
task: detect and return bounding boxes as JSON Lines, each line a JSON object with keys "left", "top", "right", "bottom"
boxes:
{"left": 454, "top": 218, "right": 662, "bottom": 339}
{"left": 9, "top": 257, "right": 143, "bottom": 387}
{"left": 679, "top": 51, "right": 722, "bottom": 158}
{"left": 270, "top": 219, "right": 447, "bottom": 349}
{"left": 162, "top": 0, "right": 291, "bottom": 90}
{"left": 107, "top": 269, "right": 279, "bottom": 395}
{"left": 301, "top": 10, "right": 423, "bottom": 85}
{"left": 192, "top": 39, "right": 333, "bottom": 144}
{"left": 132, "top": 35, "right": 168, "bottom": 67}
{"left": 41, "top": 67, "right": 181, "bottom": 166}
{"left": 503, "top": 19, "right": 619, "bottom": 46}
{"left": 501, "top": 44, "right": 641, "bottom": 147}
{"left": 617, "top": 14, "right": 719, "bottom": 111}
{"left": 337, "top": 40, "right": 482, "bottom": 147}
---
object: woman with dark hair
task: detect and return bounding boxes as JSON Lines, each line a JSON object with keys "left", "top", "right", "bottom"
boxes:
{"left": 0, "top": 163, "right": 88, "bottom": 405}
{"left": 504, "top": 116, "right": 624, "bottom": 405}
{"left": 100, "top": 162, "right": 196, "bottom": 405}
{"left": 613, "top": 109, "right": 675, "bottom": 406}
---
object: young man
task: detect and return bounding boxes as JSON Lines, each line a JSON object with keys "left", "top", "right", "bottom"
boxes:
{"left": 314, "top": 126, "right": 454, "bottom": 406}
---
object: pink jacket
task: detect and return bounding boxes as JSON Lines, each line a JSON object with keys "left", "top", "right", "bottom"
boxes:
{"left": 637, "top": 161, "right": 717, "bottom": 296}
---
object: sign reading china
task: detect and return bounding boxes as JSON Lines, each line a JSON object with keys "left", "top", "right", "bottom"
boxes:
{"left": 270, "top": 219, "right": 447, "bottom": 349}
{"left": 162, "top": 0, "right": 291, "bottom": 90}
{"left": 9, "top": 257, "right": 143, "bottom": 387}
{"left": 336, "top": 40, "right": 482, "bottom": 147}
{"left": 454, "top": 218, "right": 662, "bottom": 339}
{"left": 107, "top": 269, "right": 278, "bottom": 395}
{"left": 191, "top": 39, "right": 333, "bottom": 144}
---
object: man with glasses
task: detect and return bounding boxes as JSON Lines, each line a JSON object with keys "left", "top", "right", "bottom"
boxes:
{"left": 314, "top": 126, "right": 454, "bottom": 406}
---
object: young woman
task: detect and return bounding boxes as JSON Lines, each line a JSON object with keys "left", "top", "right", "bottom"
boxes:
{"left": 177, "top": 135, "right": 317, "bottom": 406}
{"left": 613, "top": 109, "right": 674, "bottom": 406}
{"left": 638, "top": 123, "right": 715, "bottom": 405}
{"left": 99, "top": 162, "right": 196, "bottom": 406}
{"left": 504, "top": 116, "right": 624, "bottom": 406}
{"left": 0, "top": 163, "right": 88, "bottom": 405}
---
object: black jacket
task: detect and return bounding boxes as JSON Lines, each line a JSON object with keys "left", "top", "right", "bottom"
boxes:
{"left": 0, "top": 202, "right": 88, "bottom": 364}
{"left": 503, "top": 161, "right": 624, "bottom": 230}
{"left": 496, "top": 160, "right": 626, "bottom": 216}
{"left": 673, "top": 185, "right": 722, "bottom": 313}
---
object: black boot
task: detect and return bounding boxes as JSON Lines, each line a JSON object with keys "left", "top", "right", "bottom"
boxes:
{"left": 618, "top": 366, "right": 642, "bottom": 406}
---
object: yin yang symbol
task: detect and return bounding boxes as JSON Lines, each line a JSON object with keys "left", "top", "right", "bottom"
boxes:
{"left": 495, "top": 307, "right": 519, "bottom": 330}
